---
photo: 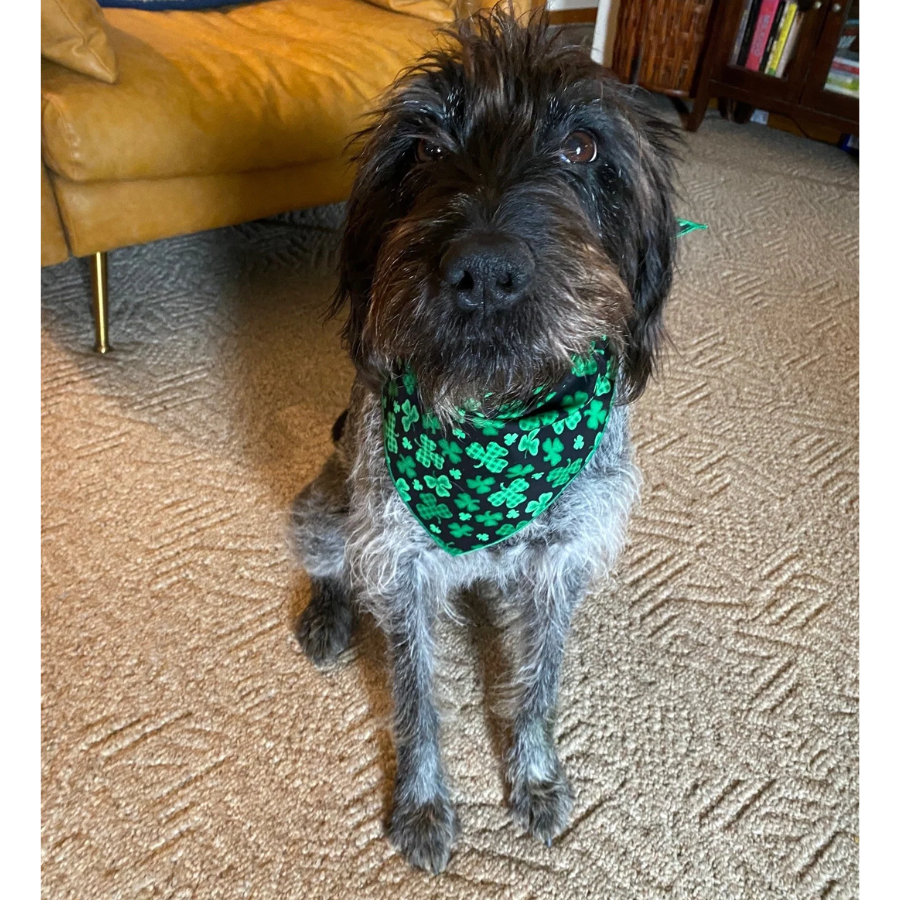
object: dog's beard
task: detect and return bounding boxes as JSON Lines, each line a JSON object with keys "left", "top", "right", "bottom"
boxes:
{"left": 363, "top": 217, "right": 632, "bottom": 421}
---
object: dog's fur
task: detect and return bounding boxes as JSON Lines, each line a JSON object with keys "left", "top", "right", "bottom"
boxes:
{"left": 291, "top": 8, "right": 678, "bottom": 873}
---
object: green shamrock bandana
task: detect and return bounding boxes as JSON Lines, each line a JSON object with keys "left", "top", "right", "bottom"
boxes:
{"left": 381, "top": 342, "right": 617, "bottom": 555}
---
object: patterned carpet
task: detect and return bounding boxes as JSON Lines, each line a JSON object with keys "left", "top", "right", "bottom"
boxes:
{"left": 41, "top": 102, "right": 859, "bottom": 899}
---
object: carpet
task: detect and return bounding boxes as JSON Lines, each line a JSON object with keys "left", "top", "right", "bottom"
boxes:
{"left": 41, "top": 104, "right": 859, "bottom": 899}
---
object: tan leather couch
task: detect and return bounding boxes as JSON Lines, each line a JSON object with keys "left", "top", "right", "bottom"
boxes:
{"left": 41, "top": 0, "right": 531, "bottom": 349}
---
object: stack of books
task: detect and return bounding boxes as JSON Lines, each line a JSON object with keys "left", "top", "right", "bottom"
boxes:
{"left": 730, "top": 1, "right": 805, "bottom": 78}
{"left": 826, "top": 17, "right": 859, "bottom": 97}
{"left": 825, "top": 49, "right": 859, "bottom": 97}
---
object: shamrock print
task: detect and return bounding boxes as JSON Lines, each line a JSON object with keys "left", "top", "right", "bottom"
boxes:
{"left": 466, "top": 475, "right": 495, "bottom": 494}
{"left": 507, "top": 463, "right": 535, "bottom": 478}
{"left": 525, "top": 491, "right": 554, "bottom": 516}
{"left": 438, "top": 439, "right": 463, "bottom": 464}
{"left": 416, "top": 494, "right": 452, "bottom": 521}
{"left": 382, "top": 338, "right": 615, "bottom": 554}
{"left": 542, "top": 437, "right": 564, "bottom": 465}
{"left": 487, "top": 478, "right": 530, "bottom": 509}
{"left": 424, "top": 474, "right": 452, "bottom": 497}
{"left": 448, "top": 522, "right": 473, "bottom": 538}
{"left": 394, "top": 478, "right": 412, "bottom": 502}
{"left": 466, "top": 441, "right": 509, "bottom": 473}
{"left": 453, "top": 492, "right": 480, "bottom": 513}
{"left": 585, "top": 399, "right": 608, "bottom": 429}
{"left": 518, "top": 431, "right": 540, "bottom": 456}
{"left": 519, "top": 409, "right": 561, "bottom": 430}
{"left": 385, "top": 412, "right": 398, "bottom": 453}
{"left": 416, "top": 435, "right": 445, "bottom": 470}
{"left": 401, "top": 399, "right": 420, "bottom": 431}
{"left": 471, "top": 415, "right": 501, "bottom": 436}
{"left": 552, "top": 409, "right": 582, "bottom": 434}
{"left": 475, "top": 509, "right": 503, "bottom": 527}
{"left": 547, "top": 458, "right": 584, "bottom": 488}
{"left": 561, "top": 391, "right": 589, "bottom": 412}
{"left": 571, "top": 353, "right": 599, "bottom": 376}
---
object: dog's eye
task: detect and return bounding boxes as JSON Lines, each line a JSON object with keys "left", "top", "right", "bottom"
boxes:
{"left": 415, "top": 139, "right": 444, "bottom": 163}
{"left": 560, "top": 131, "right": 598, "bottom": 164}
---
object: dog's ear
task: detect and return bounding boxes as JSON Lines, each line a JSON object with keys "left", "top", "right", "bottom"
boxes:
{"left": 608, "top": 104, "right": 680, "bottom": 403}
{"left": 332, "top": 119, "right": 415, "bottom": 390}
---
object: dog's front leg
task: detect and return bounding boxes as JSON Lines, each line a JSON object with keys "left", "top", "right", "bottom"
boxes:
{"left": 504, "top": 560, "right": 587, "bottom": 845}
{"left": 381, "top": 581, "right": 457, "bottom": 874}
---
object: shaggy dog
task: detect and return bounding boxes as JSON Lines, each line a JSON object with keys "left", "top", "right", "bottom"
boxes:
{"left": 291, "top": 8, "right": 678, "bottom": 873}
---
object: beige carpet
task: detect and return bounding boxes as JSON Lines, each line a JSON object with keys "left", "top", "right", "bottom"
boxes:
{"left": 41, "top": 105, "right": 859, "bottom": 899}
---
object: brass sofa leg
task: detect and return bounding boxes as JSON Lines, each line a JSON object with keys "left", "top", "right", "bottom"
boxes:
{"left": 89, "top": 251, "right": 111, "bottom": 353}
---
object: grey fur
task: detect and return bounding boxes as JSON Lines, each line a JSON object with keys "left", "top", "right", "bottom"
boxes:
{"left": 292, "top": 382, "right": 639, "bottom": 871}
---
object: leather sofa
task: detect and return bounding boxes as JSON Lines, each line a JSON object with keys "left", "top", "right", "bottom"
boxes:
{"left": 41, "top": 0, "right": 530, "bottom": 350}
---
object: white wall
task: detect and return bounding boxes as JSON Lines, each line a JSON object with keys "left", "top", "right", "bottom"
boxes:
{"left": 546, "top": 0, "right": 599, "bottom": 9}
{"left": 590, "top": 0, "right": 620, "bottom": 66}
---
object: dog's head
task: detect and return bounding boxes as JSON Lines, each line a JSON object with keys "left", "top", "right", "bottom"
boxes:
{"left": 335, "top": 7, "right": 679, "bottom": 419}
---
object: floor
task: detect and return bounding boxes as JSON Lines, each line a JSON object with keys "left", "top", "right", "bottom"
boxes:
{"left": 41, "top": 100, "right": 859, "bottom": 899}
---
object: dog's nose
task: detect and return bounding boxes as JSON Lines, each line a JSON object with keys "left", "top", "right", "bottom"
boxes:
{"left": 440, "top": 234, "right": 535, "bottom": 313}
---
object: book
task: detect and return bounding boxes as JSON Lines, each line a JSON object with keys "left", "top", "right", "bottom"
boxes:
{"left": 736, "top": 0, "right": 763, "bottom": 67}
{"left": 830, "top": 57, "right": 859, "bottom": 76}
{"left": 760, "top": 1, "right": 787, "bottom": 73}
{"left": 774, "top": 11, "right": 803, "bottom": 78}
{"left": 731, "top": 0, "right": 755, "bottom": 64}
{"left": 825, "top": 74, "right": 859, "bottom": 98}
{"left": 745, "top": 0, "right": 782, "bottom": 71}
{"left": 764, "top": 1, "right": 798, "bottom": 76}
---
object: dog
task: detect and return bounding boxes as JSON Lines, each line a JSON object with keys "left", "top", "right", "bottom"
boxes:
{"left": 291, "top": 7, "right": 678, "bottom": 874}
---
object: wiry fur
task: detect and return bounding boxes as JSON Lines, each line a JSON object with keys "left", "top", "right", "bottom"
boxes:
{"left": 291, "top": 7, "right": 678, "bottom": 874}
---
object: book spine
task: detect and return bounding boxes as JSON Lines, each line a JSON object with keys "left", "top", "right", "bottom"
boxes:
{"left": 731, "top": 1, "right": 754, "bottom": 64}
{"left": 830, "top": 57, "right": 859, "bottom": 75}
{"left": 774, "top": 12, "right": 803, "bottom": 78}
{"left": 745, "top": 0, "right": 781, "bottom": 71}
{"left": 760, "top": 1, "right": 786, "bottom": 72}
{"left": 737, "top": 0, "right": 763, "bottom": 67}
{"left": 765, "top": 2, "right": 797, "bottom": 75}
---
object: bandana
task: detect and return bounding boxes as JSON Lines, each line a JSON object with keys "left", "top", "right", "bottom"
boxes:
{"left": 381, "top": 342, "right": 617, "bottom": 555}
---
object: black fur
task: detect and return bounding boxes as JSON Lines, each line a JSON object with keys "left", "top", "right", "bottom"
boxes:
{"left": 334, "top": 6, "right": 679, "bottom": 414}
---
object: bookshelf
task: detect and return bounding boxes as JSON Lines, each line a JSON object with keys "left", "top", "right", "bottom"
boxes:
{"left": 687, "top": 0, "right": 859, "bottom": 134}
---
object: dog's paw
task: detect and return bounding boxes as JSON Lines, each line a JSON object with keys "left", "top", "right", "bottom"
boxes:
{"left": 389, "top": 796, "right": 459, "bottom": 874}
{"left": 295, "top": 579, "right": 354, "bottom": 668}
{"left": 509, "top": 770, "right": 573, "bottom": 846}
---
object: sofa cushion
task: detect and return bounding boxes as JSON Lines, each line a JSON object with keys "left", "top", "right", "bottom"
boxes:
{"left": 42, "top": 0, "right": 119, "bottom": 84}
{"left": 41, "top": 0, "right": 438, "bottom": 183}
{"left": 96, "top": 0, "right": 456, "bottom": 22}
{"left": 359, "top": 0, "right": 455, "bottom": 23}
